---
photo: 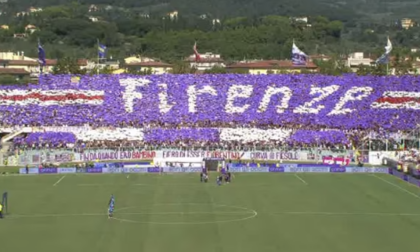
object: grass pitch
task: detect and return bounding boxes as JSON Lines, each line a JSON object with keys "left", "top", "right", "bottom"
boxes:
{"left": 0, "top": 173, "right": 420, "bottom": 252}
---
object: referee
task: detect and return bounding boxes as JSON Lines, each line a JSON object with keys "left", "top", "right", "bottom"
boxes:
{"left": 0, "top": 202, "right": 3, "bottom": 218}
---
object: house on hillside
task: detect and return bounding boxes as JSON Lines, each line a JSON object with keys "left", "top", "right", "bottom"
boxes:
{"left": 124, "top": 56, "right": 157, "bottom": 64}
{"left": 309, "top": 54, "right": 331, "bottom": 62}
{"left": 292, "top": 17, "right": 308, "bottom": 23}
{"left": 88, "top": 16, "right": 99, "bottom": 22}
{"left": 185, "top": 52, "right": 225, "bottom": 71}
{"left": 124, "top": 61, "right": 172, "bottom": 74}
{"left": 16, "top": 11, "right": 29, "bottom": 17}
{"left": 0, "top": 52, "right": 88, "bottom": 76}
{"left": 346, "top": 52, "right": 374, "bottom": 72}
{"left": 0, "top": 51, "right": 31, "bottom": 61}
{"left": 28, "top": 7, "right": 43, "bottom": 13}
{"left": 0, "top": 52, "right": 33, "bottom": 79}
{"left": 212, "top": 19, "right": 221, "bottom": 26}
{"left": 123, "top": 55, "right": 171, "bottom": 74}
{"left": 139, "top": 13, "right": 150, "bottom": 18}
{"left": 0, "top": 25, "right": 9, "bottom": 30}
{"left": 95, "top": 60, "right": 120, "bottom": 71}
{"left": 291, "top": 17, "right": 311, "bottom": 27}
{"left": 226, "top": 60, "right": 318, "bottom": 74}
{"left": 13, "top": 33, "right": 27, "bottom": 39}
{"left": 25, "top": 24, "right": 37, "bottom": 33}
{"left": 89, "top": 5, "right": 98, "bottom": 12}
{"left": 0, "top": 68, "right": 30, "bottom": 79}
{"left": 401, "top": 18, "right": 415, "bottom": 29}
{"left": 167, "top": 11, "right": 178, "bottom": 20}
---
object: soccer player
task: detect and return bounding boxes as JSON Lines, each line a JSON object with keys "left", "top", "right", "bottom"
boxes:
{"left": 200, "top": 167, "right": 208, "bottom": 182}
{"left": 108, "top": 203, "right": 114, "bottom": 218}
{"left": 216, "top": 174, "right": 223, "bottom": 186}
{"left": 108, "top": 194, "right": 115, "bottom": 218}
{"left": 225, "top": 172, "right": 231, "bottom": 183}
{"left": 202, "top": 173, "right": 209, "bottom": 182}
{"left": 0, "top": 202, "right": 3, "bottom": 218}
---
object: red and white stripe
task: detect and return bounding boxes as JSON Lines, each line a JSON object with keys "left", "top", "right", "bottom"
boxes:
{"left": 371, "top": 91, "right": 420, "bottom": 110}
{"left": 0, "top": 89, "right": 104, "bottom": 106}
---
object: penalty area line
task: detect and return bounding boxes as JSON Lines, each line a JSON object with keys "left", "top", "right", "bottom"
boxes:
{"left": 53, "top": 175, "right": 66, "bottom": 186}
{"left": 294, "top": 174, "right": 308, "bottom": 185}
{"left": 371, "top": 174, "right": 420, "bottom": 200}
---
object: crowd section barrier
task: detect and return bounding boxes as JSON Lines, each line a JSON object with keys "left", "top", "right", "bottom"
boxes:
{"left": 19, "top": 164, "right": 389, "bottom": 174}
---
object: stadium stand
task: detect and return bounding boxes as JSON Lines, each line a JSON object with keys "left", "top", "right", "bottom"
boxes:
{"left": 0, "top": 74, "right": 419, "bottom": 153}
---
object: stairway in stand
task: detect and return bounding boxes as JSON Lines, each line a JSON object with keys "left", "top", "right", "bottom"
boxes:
{"left": 0, "top": 142, "right": 11, "bottom": 166}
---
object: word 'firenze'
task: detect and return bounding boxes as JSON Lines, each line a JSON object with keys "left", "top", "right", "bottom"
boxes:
{"left": 121, "top": 78, "right": 374, "bottom": 115}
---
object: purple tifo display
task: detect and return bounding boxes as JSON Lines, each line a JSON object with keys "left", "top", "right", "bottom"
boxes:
{"left": 1, "top": 74, "right": 420, "bottom": 130}
{"left": 14, "top": 132, "right": 76, "bottom": 146}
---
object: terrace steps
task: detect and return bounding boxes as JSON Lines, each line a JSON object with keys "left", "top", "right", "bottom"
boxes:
{"left": 1, "top": 129, "right": 24, "bottom": 144}
{"left": 0, "top": 142, "right": 10, "bottom": 166}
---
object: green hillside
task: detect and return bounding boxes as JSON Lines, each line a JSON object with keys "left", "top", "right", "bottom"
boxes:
{"left": 5, "top": 0, "right": 420, "bottom": 21}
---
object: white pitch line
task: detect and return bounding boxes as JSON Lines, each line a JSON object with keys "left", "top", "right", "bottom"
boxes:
{"left": 117, "top": 211, "right": 253, "bottom": 215}
{"left": 294, "top": 174, "right": 308, "bottom": 185}
{"left": 53, "top": 176, "right": 66, "bottom": 186}
{"left": 7, "top": 211, "right": 255, "bottom": 219}
{"left": 371, "top": 174, "right": 420, "bottom": 199}
{"left": 7, "top": 211, "right": 420, "bottom": 220}
{"left": 269, "top": 211, "right": 420, "bottom": 217}
{"left": 10, "top": 213, "right": 105, "bottom": 218}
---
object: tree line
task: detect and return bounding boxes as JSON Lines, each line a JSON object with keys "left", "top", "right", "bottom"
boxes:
{"left": 0, "top": 2, "right": 417, "bottom": 63}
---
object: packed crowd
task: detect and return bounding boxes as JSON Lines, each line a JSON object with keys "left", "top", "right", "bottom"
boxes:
{"left": 1, "top": 74, "right": 419, "bottom": 152}
{"left": 10, "top": 128, "right": 365, "bottom": 151}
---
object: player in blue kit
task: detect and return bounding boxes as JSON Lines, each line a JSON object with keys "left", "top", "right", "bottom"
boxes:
{"left": 108, "top": 194, "right": 115, "bottom": 218}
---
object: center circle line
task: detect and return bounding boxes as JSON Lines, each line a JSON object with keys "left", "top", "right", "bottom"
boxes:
{"left": 111, "top": 203, "right": 258, "bottom": 225}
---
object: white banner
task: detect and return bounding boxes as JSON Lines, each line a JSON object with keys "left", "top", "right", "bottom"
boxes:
{"left": 76, "top": 149, "right": 157, "bottom": 162}
{"left": 160, "top": 150, "right": 246, "bottom": 159}
{"left": 11, "top": 149, "right": 355, "bottom": 165}
{"left": 368, "top": 151, "right": 397, "bottom": 165}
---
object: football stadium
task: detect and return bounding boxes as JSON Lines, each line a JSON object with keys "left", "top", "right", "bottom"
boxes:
{"left": 1, "top": 74, "right": 420, "bottom": 252}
